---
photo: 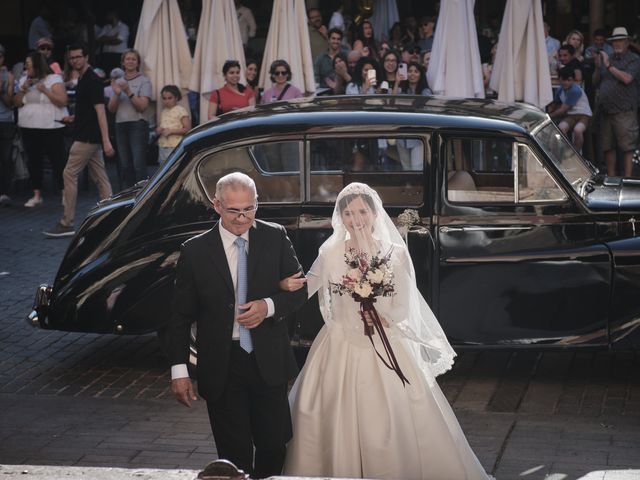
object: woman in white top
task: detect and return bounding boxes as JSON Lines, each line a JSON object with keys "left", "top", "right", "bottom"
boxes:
{"left": 14, "top": 51, "right": 67, "bottom": 207}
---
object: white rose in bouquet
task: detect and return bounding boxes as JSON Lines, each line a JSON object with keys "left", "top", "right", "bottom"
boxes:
{"left": 366, "top": 268, "right": 384, "bottom": 283}
{"left": 354, "top": 282, "right": 373, "bottom": 298}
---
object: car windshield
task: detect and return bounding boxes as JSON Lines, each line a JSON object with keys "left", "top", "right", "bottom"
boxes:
{"left": 534, "top": 122, "right": 596, "bottom": 196}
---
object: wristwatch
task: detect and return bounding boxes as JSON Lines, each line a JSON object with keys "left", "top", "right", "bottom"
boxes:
{"left": 606, "top": 65, "right": 612, "bottom": 71}
{"left": 129, "top": 93, "right": 135, "bottom": 99}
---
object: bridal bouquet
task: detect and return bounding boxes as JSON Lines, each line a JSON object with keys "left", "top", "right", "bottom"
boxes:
{"left": 331, "top": 248, "right": 395, "bottom": 313}
{"left": 331, "top": 248, "right": 409, "bottom": 385}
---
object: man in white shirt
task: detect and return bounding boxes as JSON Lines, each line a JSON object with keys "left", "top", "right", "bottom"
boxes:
{"left": 97, "top": 10, "right": 130, "bottom": 74}
{"left": 544, "top": 21, "right": 561, "bottom": 75}
{"left": 235, "top": 0, "right": 256, "bottom": 47}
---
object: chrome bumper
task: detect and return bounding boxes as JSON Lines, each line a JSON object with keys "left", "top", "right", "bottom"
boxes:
{"left": 26, "top": 284, "right": 52, "bottom": 328}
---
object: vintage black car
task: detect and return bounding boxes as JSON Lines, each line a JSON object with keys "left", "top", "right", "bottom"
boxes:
{"left": 28, "top": 95, "right": 640, "bottom": 363}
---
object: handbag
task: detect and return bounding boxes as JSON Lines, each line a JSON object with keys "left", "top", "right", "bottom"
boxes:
{"left": 276, "top": 83, "right": 291, "bottom": 101}
{"left": 215, "top": 89, "right": 223, "bottom": 116}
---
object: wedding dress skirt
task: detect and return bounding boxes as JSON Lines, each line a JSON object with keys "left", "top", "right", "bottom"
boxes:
{"left": 284, "top": 322, "right": 491, "bottom": 479}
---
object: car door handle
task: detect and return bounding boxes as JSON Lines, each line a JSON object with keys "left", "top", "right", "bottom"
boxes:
{"left": 409, "top": 226, "right": 431, "bottom": 237}
{"left": 439, "top": 226, "right": 533, "bottom": 233}
{"left": 406, "top": 226, "right": 436, "bottom": 248}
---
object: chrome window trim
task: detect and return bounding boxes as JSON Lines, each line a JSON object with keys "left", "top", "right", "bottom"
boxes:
{"left": 516, "top": 142, "right": 568, "bottom": 204}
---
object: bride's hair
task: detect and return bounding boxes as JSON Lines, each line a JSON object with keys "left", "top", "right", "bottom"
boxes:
{"left": 337, "top": 192, "right": 377, "bottom": 214}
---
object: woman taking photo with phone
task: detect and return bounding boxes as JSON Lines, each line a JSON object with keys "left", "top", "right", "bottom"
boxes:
{"left": 14, "top": 51, "right": 67, "bottom": 207}
{"left": 380, "top": 49, "right": 402, "bottom": 93}
{"left": 398, "top": 61, "right": 431, "bottom": 96}
{"left": 345, "top": 57, "right": 380, "bottom": 95}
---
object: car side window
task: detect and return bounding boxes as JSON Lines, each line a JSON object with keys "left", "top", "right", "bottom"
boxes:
{"left": 517, "top": 144, "right": 567, "bottom": 202}
{"left": 309, "top": 136, "right": 427, "bottom": 205}
{"left": 197, "top": 140, "right": 302, "bottom": 203}
{"left": 446, "top": 138, "right": 565, "bottom": 204}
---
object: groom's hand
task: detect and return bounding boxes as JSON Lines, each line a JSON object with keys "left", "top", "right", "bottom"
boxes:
{"left": 171, "top": 377, "right": 198, "bottom": 407}
{"left": 237, "top": 299, "right": 268, "bottom": 328}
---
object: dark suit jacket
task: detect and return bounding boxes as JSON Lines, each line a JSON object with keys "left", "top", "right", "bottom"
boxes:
{"left": 167, "top": 220, "right": 307, "bottom": 401}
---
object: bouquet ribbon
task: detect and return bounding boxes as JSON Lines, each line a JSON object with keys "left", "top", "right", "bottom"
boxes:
{"left": 360, "top": 299, "right": 410, "bottom": 386}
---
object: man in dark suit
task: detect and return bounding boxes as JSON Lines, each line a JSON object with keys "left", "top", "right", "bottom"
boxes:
{"left": 167, "top": 172, "right": 307, "bottom": 478}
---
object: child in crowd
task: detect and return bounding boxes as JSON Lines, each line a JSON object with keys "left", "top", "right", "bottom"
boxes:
{"left": 156, "top": 85, "right": 190, "bottom": 163}
{"left": 549, "top": 67, "right": 592, "bottom": 153}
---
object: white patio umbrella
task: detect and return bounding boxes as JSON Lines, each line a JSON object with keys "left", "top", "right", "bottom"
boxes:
{"left": 426, "top": 0, "right": 484, "bottom": 98}
{"left": 489, "top": 0, "right": 552, "bottom": 108}
{"left": 370, "top": 0, "right": 399, "bottom": 43}
{"left": 134, "top": 0, "right": 192, "bottom": 123}
{"left": 259, "top": 0, "right": 315, "bottom": 95}
{"left": 189, "top": 0, "right": 246, "bottom": 123}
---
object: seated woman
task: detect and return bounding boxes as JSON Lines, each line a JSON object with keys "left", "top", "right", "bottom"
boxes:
{"left": 261, "top": 60, "right": 302, "bottom": 104}
{"left": 353, "top": 20, "right": 380, "bottom": 61}
{"left": 208, "top": 60, "right": 256, "bottom": 120}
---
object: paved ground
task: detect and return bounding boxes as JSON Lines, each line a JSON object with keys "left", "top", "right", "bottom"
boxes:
{"left": 1, "top": 168, "right": 640, "bottom": 479}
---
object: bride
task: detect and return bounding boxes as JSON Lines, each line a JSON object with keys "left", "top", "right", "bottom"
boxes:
{"left": 280, "top": 183, "right": 492, "bottom": 479}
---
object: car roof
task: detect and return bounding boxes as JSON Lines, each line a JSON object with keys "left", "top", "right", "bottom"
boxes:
{"left": 187, "top": 95, "right": 548, "bottom": 145}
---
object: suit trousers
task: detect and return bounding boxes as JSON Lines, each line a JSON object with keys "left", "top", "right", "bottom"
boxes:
{"left": 206, "top": 342, "right": 291, "bottom": 479}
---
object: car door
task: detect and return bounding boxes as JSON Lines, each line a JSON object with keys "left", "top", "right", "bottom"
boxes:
{"left": 434, "top": 133, "right": 611, "bottom": 347}
{"left": 293, "top": 132, "right": 431, "bottom": 353}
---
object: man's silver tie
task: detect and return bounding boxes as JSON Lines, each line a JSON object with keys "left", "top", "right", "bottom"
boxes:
{"left": 235, "top": 236, "right": 253, "bottom": 353}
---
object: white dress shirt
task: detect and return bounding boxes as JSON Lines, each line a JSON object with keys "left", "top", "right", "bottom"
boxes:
{"left": 99, "top": 21, "right": 130, "bottom": 54}
{"left": 171, "top": 223, "right": 275, "bottom": 380}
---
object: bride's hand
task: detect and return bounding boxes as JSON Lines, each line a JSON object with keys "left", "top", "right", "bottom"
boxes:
{"left": 279, "top": 271, "right": 307, "bottom": 292}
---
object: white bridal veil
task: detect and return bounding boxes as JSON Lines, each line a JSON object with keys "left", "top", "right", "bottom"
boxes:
{"left": 307, "top": 182, "right": 456, "bottom": 385}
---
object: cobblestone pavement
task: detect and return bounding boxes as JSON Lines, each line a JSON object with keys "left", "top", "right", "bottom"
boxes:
{"left": 1, "top": 172, "right": 640, "bottom": 479}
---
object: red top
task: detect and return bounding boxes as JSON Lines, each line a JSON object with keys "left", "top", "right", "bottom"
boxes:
{"left": 209, "top": 84, "right": 255, "bottom": 114}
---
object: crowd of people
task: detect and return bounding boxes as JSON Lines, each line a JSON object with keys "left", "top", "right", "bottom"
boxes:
{"left": 544, "top": 23, "right": 640, "bottom": 175}
{"left": 0, "top": 2, "right": 639, "bottom": 232}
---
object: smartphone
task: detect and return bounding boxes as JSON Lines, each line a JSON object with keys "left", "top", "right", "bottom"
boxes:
{"left": 366, "top": 68, "right": 377, "bottom": 86}
{"left": 398, "top": 63, "right": 408, "bottom": 78}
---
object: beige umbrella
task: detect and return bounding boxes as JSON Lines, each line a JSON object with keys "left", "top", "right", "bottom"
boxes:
{"left": 426, "top": 0, "right": 484, "bottom": 98}
{"left": 189, "top": 0, "right": 246, "bottom": 123}
{"left": 489, "top": 0, "right": 552, "bottom": 108}
{"left": 259, "top": 0, "right": 315, "bottom": 95}
{"left": 134, "top": 0, "right": 192, "bottom": 123}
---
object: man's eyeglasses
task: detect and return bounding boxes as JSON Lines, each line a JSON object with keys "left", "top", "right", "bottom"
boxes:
{"left": 38, "top": 46, "right": 52, "bottom": 51}
{"left": 219, "top": 203, "right": 258, "bottom": 217}
{"left": 69, "top": 55, "right": 84, "bottom": 60}
{"left": 274, "top": 70, "right": 288, "bottom": 76}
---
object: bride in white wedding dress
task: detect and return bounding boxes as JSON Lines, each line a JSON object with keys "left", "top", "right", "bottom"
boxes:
{"left": 281, "top": 183, "right": 492, "bottom": 480}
